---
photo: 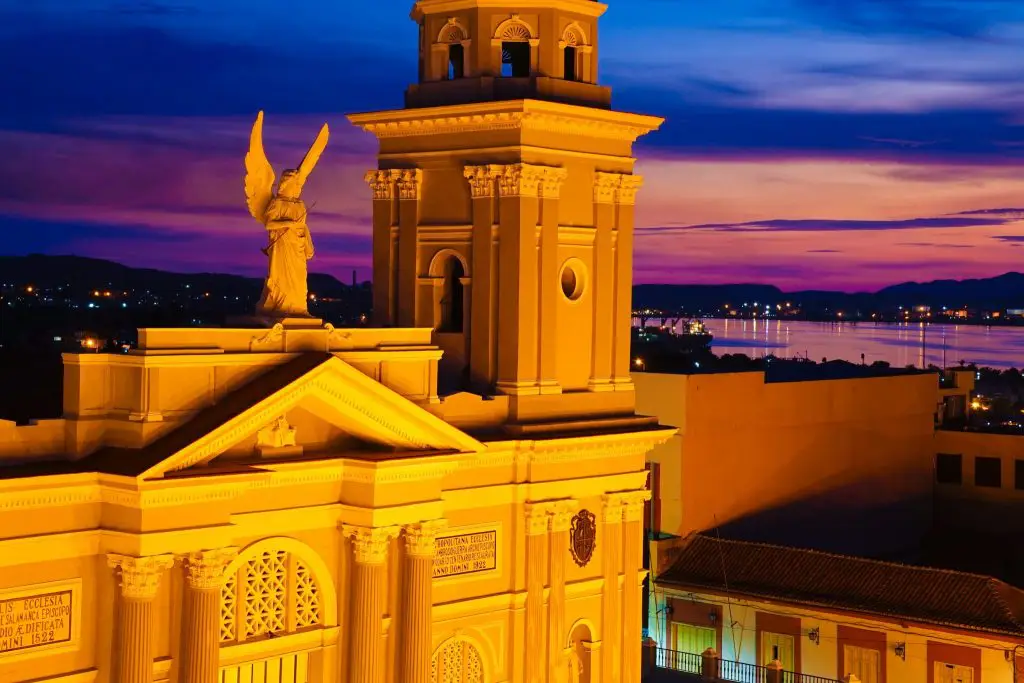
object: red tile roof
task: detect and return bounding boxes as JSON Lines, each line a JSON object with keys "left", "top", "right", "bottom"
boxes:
{"left": 656, "top": 533, "right": 1024, "bottom": 637}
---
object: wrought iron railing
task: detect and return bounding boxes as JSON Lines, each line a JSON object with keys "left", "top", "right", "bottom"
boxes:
{"left": 653, "top": 647, "right": 840, "bottom": 683}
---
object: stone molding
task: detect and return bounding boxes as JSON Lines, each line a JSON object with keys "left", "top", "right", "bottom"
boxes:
{"left": 364, "top": 169, "right": 401, "bottom": 200}
{"left": 343, "top": 524, "right": 400, "bottom": 565}
{"left": 183, "top": 547, "right": 238, "bottom": 590}
{"left": 353, "top": 111, "right": 658, "bottom": 143}
{"left": 107, "top": 553, "right": 174, "bottom": 600}
{"left": 403, "top": 520, "right": 447, "bottom": 558}
{"left": 397, "top": 169, "right": 424, "bottom": 201}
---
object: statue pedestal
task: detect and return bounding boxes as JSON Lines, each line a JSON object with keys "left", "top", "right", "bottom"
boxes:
{"left": 225, "top": 315, "right": 324, "bottom": 329}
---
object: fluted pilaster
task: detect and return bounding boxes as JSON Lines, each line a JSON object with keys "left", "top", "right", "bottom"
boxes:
{"left": 599, "top": 497, "right": 623, "bottom": 683}
{"left": 402, "top": 521, "right": 445, "bottom": 683}
{"left": 525, "top": 504, "right": 550, "bottom": 683}
{"left": 343, "top": 525, "right": 399, "bottom": 683}
{"left": 621, "top": 492, "right": 650, "bottom": 683}
{"left": 107, "top": 554, "right": 174, "bottom": 683}
{"left": 549, "top": 503, "right": 577, "bottom": 683}
{"left": 181, "top": 548, "right": 236, "bottom": 683}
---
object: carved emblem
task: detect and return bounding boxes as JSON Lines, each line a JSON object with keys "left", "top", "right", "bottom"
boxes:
{"left": 569, "top": 510, "right": 597, "bottom": 567}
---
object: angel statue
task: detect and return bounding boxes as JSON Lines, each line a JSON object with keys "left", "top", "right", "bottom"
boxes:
{"left": 245, "top": 110, "right": 329, "bottom": 319}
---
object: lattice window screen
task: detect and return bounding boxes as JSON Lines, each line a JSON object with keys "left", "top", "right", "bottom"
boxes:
{"left": 220, "top": 573, "right": 237, "bottom": 642}
{"left": 219, "top": 548, "right": 323, "bottom": 645}
{"left": 293, "top": 558, "right": 321, "bottom": 629}
{"left": 432, "top": 640, "right": 485, "bottom": 683}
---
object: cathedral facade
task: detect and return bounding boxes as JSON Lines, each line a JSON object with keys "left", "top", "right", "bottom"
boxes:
{"left": 0, "top": 2, "right": 669, "bottom": 683}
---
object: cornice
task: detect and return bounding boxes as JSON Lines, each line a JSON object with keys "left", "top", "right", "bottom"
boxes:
{"left": 349, "top": 102, "right": 662, "bottom": 143}
{"left": 412, "top": 0, "right": 608, "bottom": 21}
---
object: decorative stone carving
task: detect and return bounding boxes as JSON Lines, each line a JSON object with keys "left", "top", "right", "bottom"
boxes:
{"left": 550, "top": 504, "right": 578, "bottom": 533}
{"left": 538, "top": 166, "right": 569, "bottom": 199}
{"left": 498, "top": 163, "right": 544, "bottom": 197}
{"left": 256, "top": 415, "right": 297, "bottom": 450}
{"left": 593, "top": 172, "right": 620, "bottom": 204}
{"left": 463, "top": 164, "right": 501, "bottom": 198}
{"left": 569, "top": 510, "right": 598, "bottom": 567}
{"left": 404, "top": 520, "right": 447, "bottom": 558}
{"left": 397, "top": 169, "right": 424, "bottom": 201}
{"left": 183, "top": 548, "right": 238, "bottom": 590}
{"left": 364, "top": 169, "right": 400, "bottom": 200}
{"left": 107, "top": 554, "right": 174, "bottom": 600}
{"left": 600, "top": 494, "right": 625, "bottom": 524}
{"left": 525, "top": 503, "right": 552, "bottom": 536}
{"left": 343, "top": 525, "right": 400, "bottom": 565}
{"left": 621, "top": 490, "right": 652, "bottom": 523}
{"left": 617, "top": 174, "right": 645, "bottom": 205}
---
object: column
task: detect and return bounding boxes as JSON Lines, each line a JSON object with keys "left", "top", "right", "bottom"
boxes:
{"left": 364, "top": 170, "right": 400, "bottom": 326}
{"left": 401, "top": 521, "right": 445, "bottom": 683}
{"left": 621, "top": 492, "right": 651, "bottom": 683}
{"left": 590, "top": 173, "right": 619, "bottom": 392}
{"left": 343, "top": 525, "right": 399, "bottom": 683}
{"left": 496, "top": 164, "right": 542, "bottom": 396}
{"left": 107, "top": 554, "right": 174, "bottom": 683}
{"left": 464, "top": 164, "right": 500, "bottom": 389}
{"left": 537, "top": 167, "right": 568, "bottom": 395}
{"left": 396, "top": 169, "right": 424, "bottom": 328}
{"left": 599, "top": 496, "right": 622, "bottom": 683}
{"left": 181, "top": 548, "right": 237, "bottom": 683}
{"left": 525, "top": 504, "right": 550, "bottom": 683}
{"left": 613, "top": 175, "right": 644, "bottom": 388}
{"left": 548, "top": 502, "right": 577, "bottom": 683}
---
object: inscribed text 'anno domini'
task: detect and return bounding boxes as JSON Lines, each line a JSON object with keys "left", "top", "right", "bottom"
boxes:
{"left": 433, "top": 531, "right": 497, "bottom": 579}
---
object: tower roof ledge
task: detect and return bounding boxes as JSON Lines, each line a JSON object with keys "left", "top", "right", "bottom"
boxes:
{"left": 411, "top": 0, "right": 608, "bottom": 21}
{"left": 347, "top": 99, "right": 663, "bottom": 142}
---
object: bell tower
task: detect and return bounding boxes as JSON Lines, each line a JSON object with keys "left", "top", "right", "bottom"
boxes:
{"left": 349, "top": 0, "right": 662, "bottom": 422}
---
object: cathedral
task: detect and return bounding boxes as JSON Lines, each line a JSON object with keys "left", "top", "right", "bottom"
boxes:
{"left": 0, "top": 2, "right": 669, "bottom": 683}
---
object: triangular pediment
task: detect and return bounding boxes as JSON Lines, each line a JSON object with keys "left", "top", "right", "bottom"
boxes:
{"left": 138, "top": 354, "right": 483, "bottom": 480}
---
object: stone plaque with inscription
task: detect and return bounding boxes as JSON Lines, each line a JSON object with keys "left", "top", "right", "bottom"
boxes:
{"left": 433, "top": 530, "right": 497, "bottom": 579}
{"left": 0, "top": 581, "right": 79, "bottom": 659}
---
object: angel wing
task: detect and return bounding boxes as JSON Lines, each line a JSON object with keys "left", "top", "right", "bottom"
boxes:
{"left": 294, "top": 122, "right": 330, "bottom": 189}
{"left": 244, "top": 110, "right": 276, "bottom": 224}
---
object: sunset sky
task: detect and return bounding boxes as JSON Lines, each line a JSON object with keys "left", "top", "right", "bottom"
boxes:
{"left": 1, "top": 0, "right": 1023, "bottom": 292}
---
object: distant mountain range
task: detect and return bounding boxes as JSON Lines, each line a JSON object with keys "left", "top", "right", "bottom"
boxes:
{"left": 634, "top": 273, "right": 1024, "bottom": 312}
{"left": 0, "top": 254, "right": 364, "bottom": 300}
{"left": 3, "top": 254, "right": 1023, "bottom": 314}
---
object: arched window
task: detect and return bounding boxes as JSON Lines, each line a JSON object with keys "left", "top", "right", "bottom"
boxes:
{"left": 564, "top": 45, "right": 578, "bottom": 81}
{"left": 448, "top": 43, "right": 465, "bottom": 79}
{"left": 432, "top": 639, "right": 485, "bottom": 683}
{"left": 497, "top": 21, "right": 532, "bottom": 77}
{"left": 439, "top": 256, "right": 465, "bottom": 333}
{"left": 220, "top": 548, "right": 324, "bottom": 643}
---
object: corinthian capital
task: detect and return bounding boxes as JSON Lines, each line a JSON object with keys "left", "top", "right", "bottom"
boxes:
{"left": 107, "top": 554, "right": 175, "bottom": 600}
{"left": 498, "top": 163, "right": 543, "bottom": 197}
{"left": 364, "top": 169, "right": 400, "bottom": 200}
{"left": 464, "top": 164, "right": 502, "bottom": 198}
{"left": 184, "top": 547, "right": 238, "bottom": 590}
{"left": 593, "top": 172, "right": 620, "bottom": 204}
{"left": 550, "top": 500, "right": 579, "bottom": 533}
{"left": 617, "top": 174, "right": 644, "bottom": 205}
{"left": 538, "top": 166, "right": 569, "bottom": 199}
{"left": 525, "top": 502, "right": 552, "bottom": 536}
{"left": 404, "top": 520, "right": 447, "bottom": 558}
{"left": 396, "top": 168, "right": 424, "bottom": 200}
{"left": 621, "top": 490, "right": 652, "bottom": 523}
{"left": 343, "top": 524, "right": 400, "bottom": 565}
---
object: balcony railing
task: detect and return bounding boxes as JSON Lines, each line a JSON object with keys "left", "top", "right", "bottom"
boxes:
{"left": 653, "top": 647, "right": 840, "bottom": 683}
